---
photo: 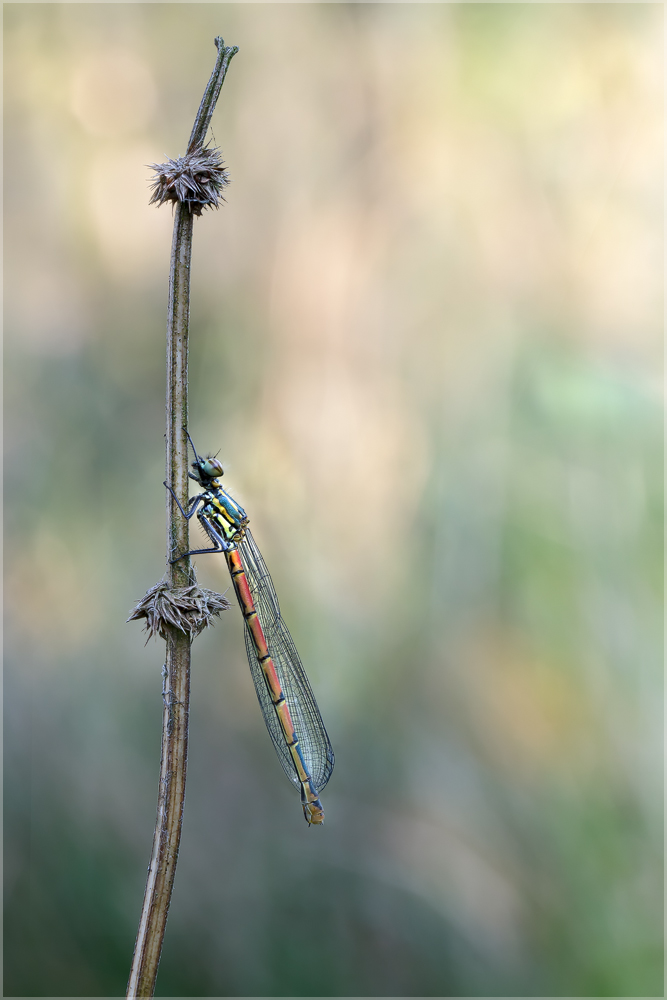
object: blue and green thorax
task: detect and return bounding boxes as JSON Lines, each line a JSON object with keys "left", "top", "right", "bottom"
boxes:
{"left": 201, "top": 481, "right": 249, "bottom": 543}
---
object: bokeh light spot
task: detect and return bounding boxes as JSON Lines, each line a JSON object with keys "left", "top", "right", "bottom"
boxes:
{"left": 70, "top": 48, "right": 157, "bottom": 137}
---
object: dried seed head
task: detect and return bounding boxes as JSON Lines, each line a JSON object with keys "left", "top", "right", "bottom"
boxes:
{"left": 128, "top": 581, "right": 231, "bottom": 641}
{"left": 148, "top": 145, "right": 229, "bottom": 216}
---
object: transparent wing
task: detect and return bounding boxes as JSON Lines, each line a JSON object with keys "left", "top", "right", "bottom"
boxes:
{"left": 238, "top": 530, "right": 335, "bottom": 794}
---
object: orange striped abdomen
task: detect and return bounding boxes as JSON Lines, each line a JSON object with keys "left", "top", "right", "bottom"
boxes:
{"left": 225, "top": 546, "right": 325, "bottom": 824}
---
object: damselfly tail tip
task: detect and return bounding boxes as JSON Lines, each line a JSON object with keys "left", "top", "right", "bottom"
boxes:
{"left": 302, "top": 798, "right": 325, "bottom": 826}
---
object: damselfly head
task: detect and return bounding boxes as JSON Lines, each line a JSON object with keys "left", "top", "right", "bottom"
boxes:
{"left": 190, "top": 455, "right": 224, "bottom": 484}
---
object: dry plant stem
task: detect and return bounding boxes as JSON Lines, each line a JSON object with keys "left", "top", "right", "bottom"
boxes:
{"left": 126, "top": 630, "right": 190, "bottom": 999}
{"left": 127, "top": 37, "right": 238, "bottom": 1000}
{"left": 166, "top": 203, "right": 194, "bottom": 589}
{"left": 187, "top": 36, "right": 239, "bottom": 152}
{"left": 126, "top": 206, "right": 193, "bottom": 1000}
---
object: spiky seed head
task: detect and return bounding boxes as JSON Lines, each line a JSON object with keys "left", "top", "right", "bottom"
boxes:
{"left": 148, "top": 145, "right": 229, "bottom": 216}
{"left": 128, "top": 582, "right": 231, "bottom": 640}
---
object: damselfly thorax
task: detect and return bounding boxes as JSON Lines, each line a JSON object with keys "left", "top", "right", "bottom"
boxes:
{"left": 198, "top": 480, "right": 249, "bottom": 546}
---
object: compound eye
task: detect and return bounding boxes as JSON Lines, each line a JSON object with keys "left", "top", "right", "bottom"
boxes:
{"left": 201, "top": 458, "right": 224, "bottom": 478}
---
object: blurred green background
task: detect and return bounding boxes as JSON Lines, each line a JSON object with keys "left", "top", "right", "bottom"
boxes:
{"left": 4, "top": 3, "right": 663, "bottom": 997}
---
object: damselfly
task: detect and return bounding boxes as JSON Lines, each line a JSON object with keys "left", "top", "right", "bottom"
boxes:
{"left": 167, "top": 435, "right": 334, "bottom": 825}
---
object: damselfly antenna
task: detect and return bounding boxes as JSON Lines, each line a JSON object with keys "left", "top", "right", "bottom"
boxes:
{"left": 186, "top": 431, "right": 202, "bottom": 466}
